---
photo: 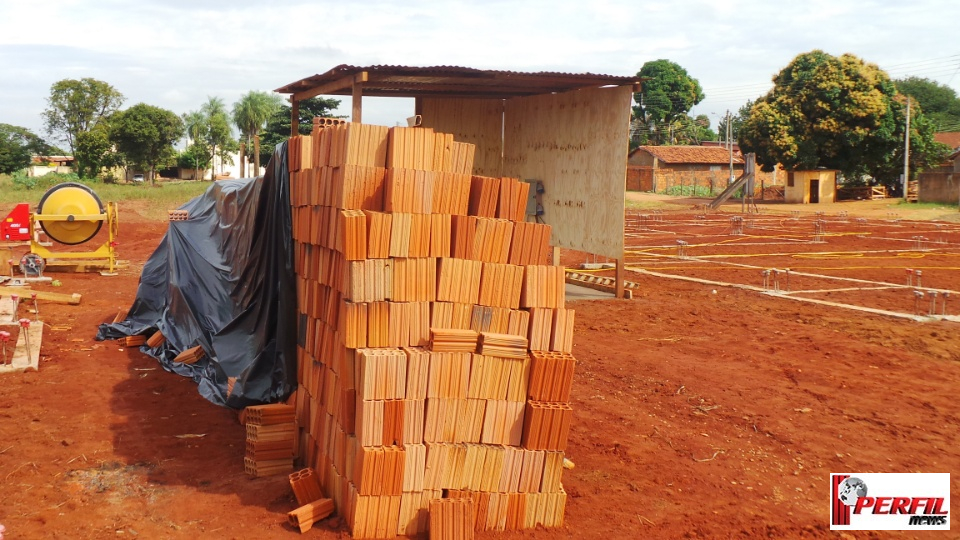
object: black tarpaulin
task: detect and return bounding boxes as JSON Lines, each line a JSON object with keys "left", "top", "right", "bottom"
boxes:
{"left": 96, "top": 144, "right": 297, "bottom": 408}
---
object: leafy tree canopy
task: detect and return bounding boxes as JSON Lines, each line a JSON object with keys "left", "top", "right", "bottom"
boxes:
{"left": 738, "top": 50, "right": 948, "bottom": 186}
{"left": 110, "top": 103, "right": 183, "bottom": 184}
{"left": 632, "top": 60, "right": 705, "bottom": 145}
{"left": 717, "top": 99, "right": 756, "bottom": 142}
{"left": 1, "top": 124, "right": 39, "bottom": 174}
{"left": 259, "top": 96, "right": 341, "bottom": 166}
{"left": 43, "top": 78, "right": 124, "bottom": 154}
{"left": 0, "top": 124, "right": 55, "bottom": 174}
{"left": 177, "top": 142, "right": 212, "bottom": 171}
{"left": 75, "top": 122, "right": 121, "bottom": 179}
{"left": 233, "top": 90, "right": 284, "bottom": 174}
{"left": 894, "top": 76, "right": 960, "bottom": 132}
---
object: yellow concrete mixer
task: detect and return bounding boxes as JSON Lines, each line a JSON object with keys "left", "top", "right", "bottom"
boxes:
{"left": 23, "top": 182, "right": 119, "bottom": 275}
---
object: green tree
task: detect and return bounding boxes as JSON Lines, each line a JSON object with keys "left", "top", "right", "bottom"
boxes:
{"left": 632, "top": 60, "right": 705, "bottom": 145}
{"left": 739, "top": 50, "right": 947, "bottom": 189}
{"left": 668, "top": 114, "right": 718, "bottom": 145}
{"left": 177, "top": 143, "right": 212, "bottom": 180}
{"left": 258, "top": 96, "right": 341, "bottom": 166}
{"left": 0, "top": 124, "right": 51, "bottom": 174}
{"left": 717, "top": 99, "right": 756, "bottom": 142}
{"left": 110, "top": 103, "right": 184, "bottom": 185}
{"left": 894, "top": 76, "right": 960, "bottom": 132}
{"left": 42, "top": 78, "right": 124, "bottom": 154}
{"left": 232, "top": 90, "right": 284, "bottom": 176}
{"left": 869, "top": 99, "right": 950, "bottom": 192}
{"left": 75, "top": 122, "right": 120, "bottom": 179}
{"left": 182, "top": 110, "right": 208, "bottom": 146}
{"left": 200, "top": 97, "right": 235, "bottom": 178}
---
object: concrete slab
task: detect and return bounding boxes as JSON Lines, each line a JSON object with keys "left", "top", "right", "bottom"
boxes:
{"left": 566, "top": 282, "right": 615, "bottom": 301}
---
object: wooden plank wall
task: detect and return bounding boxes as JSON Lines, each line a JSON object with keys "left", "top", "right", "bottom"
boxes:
{"left": 502, "top": 86, "right": 631, "bottom": 260}
{"left": 420, "top": 98, "right": 504, "bottom": 178}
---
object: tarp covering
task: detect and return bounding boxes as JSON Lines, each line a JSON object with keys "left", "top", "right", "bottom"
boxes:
{"left": 96, "top": 144, "right": 297, "bottom": 408}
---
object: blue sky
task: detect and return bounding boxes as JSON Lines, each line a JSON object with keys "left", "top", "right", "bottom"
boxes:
{"left": 2, "top": 0, "right": 958, "bottom": 148}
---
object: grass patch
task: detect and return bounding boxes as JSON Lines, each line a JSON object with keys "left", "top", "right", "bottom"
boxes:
{"left": 895, "top": 199, "right": 958, "bottom": 210}
{"left": 0, "top": 173, "right": 212, "bottom": 209}
{"left": 625, "top": 198, "right": 675, "bottom": 211}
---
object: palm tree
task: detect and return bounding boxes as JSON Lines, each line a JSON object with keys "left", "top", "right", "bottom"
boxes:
{"left": 201, "top": 97, "right": 232, "bottom": 178}
{"left": 182, "top": 110, "right": 207, "bottom": 179}
{"left": 232, "top": 91, "right": 283, "bottom": 177}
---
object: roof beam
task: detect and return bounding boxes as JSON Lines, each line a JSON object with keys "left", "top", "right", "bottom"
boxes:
{"left": 293, "top": 71, "right": 368, "bottom": 102}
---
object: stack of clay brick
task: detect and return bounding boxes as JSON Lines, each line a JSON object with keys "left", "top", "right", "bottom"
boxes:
{"left": 288, "top": 119, "right": 577, "bottom": 539}
{"left": 244, "top": 403, "right": 297, "bottom": 478}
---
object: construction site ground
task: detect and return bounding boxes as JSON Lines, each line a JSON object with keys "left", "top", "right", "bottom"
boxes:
{"left": 1, "top": 194, "right": 958, "bottom": 539}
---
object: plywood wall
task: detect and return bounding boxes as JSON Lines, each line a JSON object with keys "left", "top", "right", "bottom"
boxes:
{"left": 420, "top": 98, "right": 504, "bottom": 177}
{"left": 502, "top": 86, "right": 631, "bottom": 260}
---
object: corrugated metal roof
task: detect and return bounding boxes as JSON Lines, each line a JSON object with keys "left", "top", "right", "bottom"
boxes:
{"left": 634, "top": 145, "right": 743, "bottom": 165}
{"left": 276, "top": 64, "right": 642, "bottom": 100}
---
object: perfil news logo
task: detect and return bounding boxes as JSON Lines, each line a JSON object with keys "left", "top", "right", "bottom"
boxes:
{"left": 831, "top": 473, "right": 950, "bottom": 530}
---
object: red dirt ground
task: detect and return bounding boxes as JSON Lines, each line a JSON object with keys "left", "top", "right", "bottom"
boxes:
{"left": 1, "top": 200, "right": 958, "bottom": 539}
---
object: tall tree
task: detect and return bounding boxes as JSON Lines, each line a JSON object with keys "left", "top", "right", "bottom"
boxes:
{"left": 181, "top": 110, "right": 209, "bottom": 180}
{"left": 75, "top": 122, "right": 120, "bottom": 179}
{"left": 894, "top": 76, "right": 960, "bottom": 132}
{"left": 200, "top": 97, "right": 235, "bottom": 178}
{"left": 716, "top": 99, "right": 756, "bottom": 143}
{"left": 632, "top": 60, "right": 705, "bottom": 145}
{"left": 42, "top": 78, "right": 124, "bottom": 154}
{"left": 739, "top": 50, "right": 947, "bottom": 189}
{"left": 258, "top": 96, "right": 341, "bottom": 166}
{"left": 110, "top": 103, "right": 184, "bottom": 185}
{"left": 0, "top": 124, "right": 51, "bottom": 174}
{"left": 232, "top": 90, "right": 284, "bottom": 176}
{"left": 177, "top": 143, "right": 212, "bottom": 179}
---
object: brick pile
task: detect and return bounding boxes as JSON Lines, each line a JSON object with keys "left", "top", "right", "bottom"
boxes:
{"left": 287, "top": 119, "right": 576, "bottom": 538}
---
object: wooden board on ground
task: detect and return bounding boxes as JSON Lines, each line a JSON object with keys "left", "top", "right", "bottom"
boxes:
{"left": 0, "top": 321, "right": 43, "bottom": 373}
{"left": 0, "top": 287, "right": 82, "bottom": 305}
{"left": 0, "top": 295, "right": 14, "bottom": 320}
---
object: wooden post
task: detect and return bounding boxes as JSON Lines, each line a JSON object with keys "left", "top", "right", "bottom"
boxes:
{"left": 551, "top": 246, "right": 561, "bottom": 267}
{"left": 239, "top": 141, "right": 246, "bottom": 178}
{"left": 254, "top": 134, "right": 261, "bottom": 176}
{"left": 352, "top": 80, "right": 363, "bottom": 123}
{"left": 615, "top": 257, "right": 625, "bottom": 299}
{"left": 291, "top": 99, "right": 300, "bottom": 136}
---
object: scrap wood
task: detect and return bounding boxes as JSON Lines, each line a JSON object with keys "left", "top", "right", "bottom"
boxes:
{"left": 0, "top": 287, "right": 81, "bottom": 305}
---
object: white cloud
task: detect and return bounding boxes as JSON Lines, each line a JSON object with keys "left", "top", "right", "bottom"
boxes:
{"left": 1, "top": 0, "right": 957, "bottom": 139}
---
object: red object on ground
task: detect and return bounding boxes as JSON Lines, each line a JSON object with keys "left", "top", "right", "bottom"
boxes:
{"left": 2, "top": 203, "right": 31, "bottom": 241}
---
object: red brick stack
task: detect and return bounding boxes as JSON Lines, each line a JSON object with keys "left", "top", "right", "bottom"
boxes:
{"left": 288, "top": 120, "right": 575, "bottom": 538}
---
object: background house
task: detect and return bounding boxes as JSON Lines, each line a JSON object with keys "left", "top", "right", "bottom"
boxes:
{"left": 627, "top": 145, "right": 743, "bottom": 193}
{"left": 934, "top": 132, "right": 960, "bottom": 152}
{"left": 626, "top": 145, "right": 786, "bottom": 196}
{"left": 27, "top": 155, "right": 74, "bottom": 177}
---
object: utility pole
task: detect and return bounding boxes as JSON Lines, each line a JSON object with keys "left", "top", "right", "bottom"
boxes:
{"left": 903, "top": 97, "right": 911, "bottom": 200}
{"left": 727, "top": 110, "right": 734, "bottom": 186}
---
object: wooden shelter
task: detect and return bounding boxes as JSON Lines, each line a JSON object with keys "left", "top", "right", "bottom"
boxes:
{"left": 276, "top": 65, "right": 641, "bottom": 296}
